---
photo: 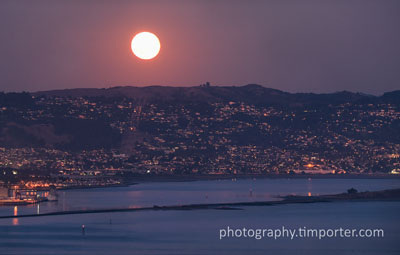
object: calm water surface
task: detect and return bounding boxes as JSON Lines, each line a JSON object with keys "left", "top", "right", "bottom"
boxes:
{"left": 1, "top": 178, "right": 399, "bottom": 216}
{"left": 0, "top": 178, "right": 399, "bottom": 254}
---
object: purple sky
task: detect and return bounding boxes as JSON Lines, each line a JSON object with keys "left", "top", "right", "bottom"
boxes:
{"left": 0, "top": 0, "right": 399, "bottom": 94}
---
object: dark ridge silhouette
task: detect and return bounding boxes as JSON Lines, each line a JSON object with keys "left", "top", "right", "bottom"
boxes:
{"left": 30, "top": 84, "right": 397, "bottom": 106}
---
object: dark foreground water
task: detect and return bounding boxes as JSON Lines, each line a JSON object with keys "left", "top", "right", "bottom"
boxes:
{"left": 0, "top": 178, "right": 399, "bottom": 254}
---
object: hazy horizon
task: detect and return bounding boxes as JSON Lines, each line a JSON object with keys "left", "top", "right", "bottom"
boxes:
{"left": 1, "top": 83, "right": 398, "bottom": 96}
{"left": 1, "top": 0, "right": 399, "bottom": 95}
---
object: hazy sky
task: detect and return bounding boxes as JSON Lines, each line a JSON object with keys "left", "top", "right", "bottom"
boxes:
{"left": 0, "top": 0, "right": 399, "bottom": 94}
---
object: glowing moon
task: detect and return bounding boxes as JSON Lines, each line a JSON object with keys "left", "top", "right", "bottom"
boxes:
{"left": 131, "top": 32, "right": 161, "bottom": 60}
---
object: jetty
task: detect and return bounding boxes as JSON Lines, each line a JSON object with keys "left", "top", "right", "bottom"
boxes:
{"left": 0, "top": 188, "right": 399, "bottom": 219}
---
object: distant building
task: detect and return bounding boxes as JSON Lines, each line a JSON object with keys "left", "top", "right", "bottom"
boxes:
{"left": 200, "top": 82, "right": 211, "bottom": 87}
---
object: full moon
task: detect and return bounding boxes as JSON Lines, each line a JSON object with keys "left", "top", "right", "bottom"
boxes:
{"left": 131, "top": 32, "right": 161, "bottom": 60}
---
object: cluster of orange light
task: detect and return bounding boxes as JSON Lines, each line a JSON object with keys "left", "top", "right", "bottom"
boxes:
{"left": 24, "top": 182, "right": 50, "bottom": 188}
